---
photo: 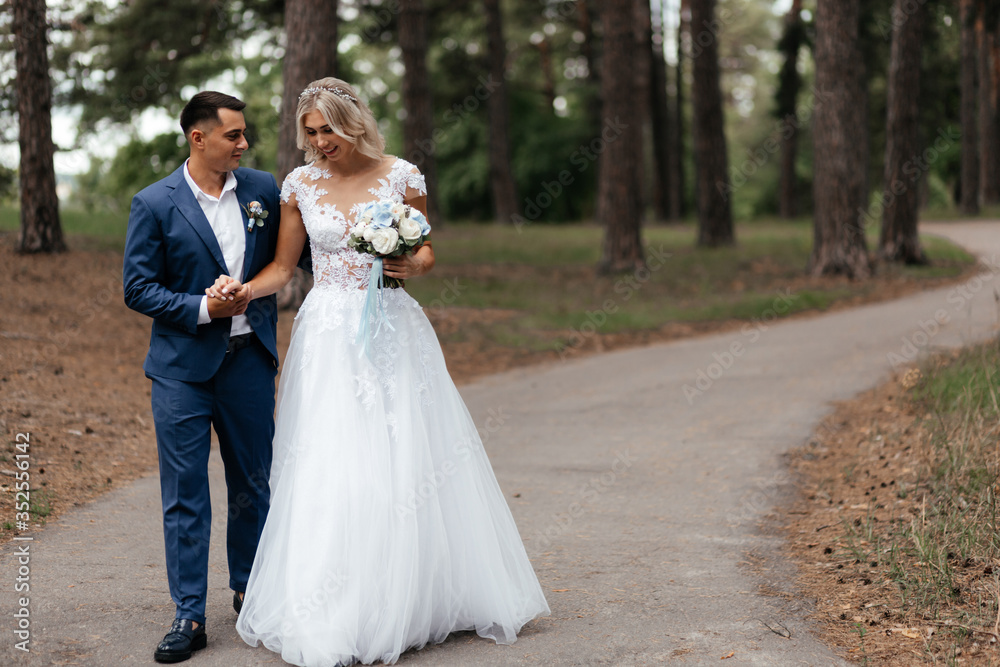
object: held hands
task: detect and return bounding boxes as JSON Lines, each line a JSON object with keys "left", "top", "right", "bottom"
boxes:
{"left": 205, "top": 274, "right": 254, "bottom": 318}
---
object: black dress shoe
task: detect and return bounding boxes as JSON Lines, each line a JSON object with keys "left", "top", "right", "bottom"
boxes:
{"left": 153, "top": 619, "right": 206, "bottom": 663}
{"left": 233, "top": 591, "right": 243, "bottom": 614}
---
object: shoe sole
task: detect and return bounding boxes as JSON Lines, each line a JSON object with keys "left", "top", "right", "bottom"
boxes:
{"left": 153, "top": 634, "right": 207, "bottom": 663}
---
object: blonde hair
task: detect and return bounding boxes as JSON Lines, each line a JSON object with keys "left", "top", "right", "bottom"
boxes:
{"left": 295, "top": 77, "right": 385, "bottom": 163}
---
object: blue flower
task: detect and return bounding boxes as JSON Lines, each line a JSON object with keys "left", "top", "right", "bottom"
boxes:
{"left": 409, "top": 209, "right": 431, "bottom": 235}
{"left": 370, "top": 200, "right": 395, "bottom": 229}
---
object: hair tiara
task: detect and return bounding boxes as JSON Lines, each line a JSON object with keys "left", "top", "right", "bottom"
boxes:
{"left": 299, "top": 86, "right": 357, "bottom": 102}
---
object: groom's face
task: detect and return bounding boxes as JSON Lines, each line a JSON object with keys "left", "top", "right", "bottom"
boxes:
{"left": 197, "top": 108, "right": 249, "bottom": 173}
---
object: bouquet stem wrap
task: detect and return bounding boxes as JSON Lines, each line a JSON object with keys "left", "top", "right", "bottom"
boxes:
{"left": 355, "top": 257, "right": 395, "bottom": 359}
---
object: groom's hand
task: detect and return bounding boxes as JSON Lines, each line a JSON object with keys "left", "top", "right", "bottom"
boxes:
{"left": 207, "top": 290, "right": 251, "bottom": 318}
{"left": 206, "top": 275, "right": 253, "bottom": 319}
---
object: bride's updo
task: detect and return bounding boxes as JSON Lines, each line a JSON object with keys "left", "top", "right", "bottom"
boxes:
{"left": 295, "top": 77, "right": 385, "bottom": 163}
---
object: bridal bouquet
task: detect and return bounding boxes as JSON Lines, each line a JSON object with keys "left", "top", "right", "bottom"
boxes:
{"left": 347, "top": 200, "right": 431, "bottom": 289}
{"left": 347, "top": 200, "right": 431, "bottom": 358}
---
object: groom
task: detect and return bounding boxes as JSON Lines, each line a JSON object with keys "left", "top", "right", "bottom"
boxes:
{"left": 123, "top": 91, "right": 282, "bottom": 663}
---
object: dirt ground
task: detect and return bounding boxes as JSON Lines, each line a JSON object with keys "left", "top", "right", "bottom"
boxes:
{"left": 0, "top": 231, "right": 986, "bottom": 666}
{"left": 0, "top": 234, "right": 731, "bottom": 539}
{"left": 784, "top": 368, "right": 1000, "bottom": 664}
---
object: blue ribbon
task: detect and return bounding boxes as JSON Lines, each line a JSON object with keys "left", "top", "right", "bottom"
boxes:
{"left": 355, "top": 257, "right": 396, "bottom": 360}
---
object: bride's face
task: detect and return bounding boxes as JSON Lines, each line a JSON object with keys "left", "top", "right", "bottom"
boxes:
{"left": 303, "top": 109, "right": 354, "bottom": 162}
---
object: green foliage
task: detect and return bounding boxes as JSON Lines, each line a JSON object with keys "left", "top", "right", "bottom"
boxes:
{"left": 0, "top": 165, "right": 16, "bottom": 203}
{"left": 433, "top": 106, "right": 491, "bottom": 220}
{"left": 233, "top": 55, "right": 285, "bottom": 175}
{"left": 509, "top": 93, "right": 602, "bottom": 223}
{"left": 4, "top": 0, "right": 969, "bottom": 224}
{"left": 339, "top": 0, "right": 607, "bottom": 222}
{"left": 81, "top": 133, "right": 190, "bottom": 212}
{"left": 51, "top": 0, "right": 282, "bottom": 130}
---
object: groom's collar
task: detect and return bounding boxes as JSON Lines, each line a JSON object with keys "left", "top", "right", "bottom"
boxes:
{"left": 182, "top": 159, "right": 238, "bottom": 203}
{"left": 164, "top": 162, "right": 246, "bottom": 191}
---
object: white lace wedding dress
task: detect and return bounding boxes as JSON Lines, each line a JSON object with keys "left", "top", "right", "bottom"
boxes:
{"left": 235, "top": 159, "right": 550, "bottom": 666}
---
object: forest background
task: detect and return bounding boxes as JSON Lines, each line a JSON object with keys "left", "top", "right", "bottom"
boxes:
{"left": 3, "top": 0, "right": 997, "bottom": 262}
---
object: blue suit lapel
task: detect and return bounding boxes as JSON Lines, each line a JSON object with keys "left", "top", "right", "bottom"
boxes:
{"left": 235, "top": 170, "right": 259, "bottom": 281}
{"left": 165, "top": 167, "right": 229, "bottom": 273}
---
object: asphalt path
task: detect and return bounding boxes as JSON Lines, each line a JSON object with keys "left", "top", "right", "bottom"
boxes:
{"left": 2, "top": 221, "right": 998, "bottom": 666}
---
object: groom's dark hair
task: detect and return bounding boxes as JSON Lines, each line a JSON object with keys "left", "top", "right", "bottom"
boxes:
{"left": 180, "top": 91, "right": 246, "bottom": 137}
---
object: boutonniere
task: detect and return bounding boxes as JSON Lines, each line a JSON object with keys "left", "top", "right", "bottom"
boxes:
{"left": 242, "top": 201, "right": 269, "bottom": 232}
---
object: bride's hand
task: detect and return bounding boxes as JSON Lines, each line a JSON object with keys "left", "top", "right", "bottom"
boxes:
{"left": 206, "top": 274, "right": 240, "bottom": 300}
{"left": 383, "top": 245, "right": 434, "bottom": 280}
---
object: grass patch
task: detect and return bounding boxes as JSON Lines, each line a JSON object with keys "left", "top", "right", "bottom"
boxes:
{"left": 1, "top": 206, "right": 977, "bottom": 349}
{"left": 408, "top": 219, "right": 974, "bottom": 350}
{"left": 821, "top": 338, "right": 1000, "bottom": 661}
{"left": 0, "top": 204, "right": 130, "bottom": 251}
{"left": 922, "top": 203, "right": 1000, "bottom": 222}
{"left": 28, "top": 488, "right": 53, "bottom": 524}
{"left": 913, "top": 344, "right": 1000, "bottom": 419}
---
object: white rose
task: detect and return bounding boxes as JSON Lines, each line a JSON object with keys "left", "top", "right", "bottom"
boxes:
{"left": 362, "top": 225, "right": 376, "bottom": 242}
{"left": 391, "top": 203, "right": 407, "bottom": 219}
{"left": 398, "top": 216, "right": 422, "bottom": 243}
{"left": 350, "top": 224, "right": 366, "bottom": 239}
{"left": 371, "top": 227, "right": 399, "bottom": 255}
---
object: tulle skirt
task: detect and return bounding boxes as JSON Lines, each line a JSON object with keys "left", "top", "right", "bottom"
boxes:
{"left": 236, "top": 285, "right": 550, "bottom": 666}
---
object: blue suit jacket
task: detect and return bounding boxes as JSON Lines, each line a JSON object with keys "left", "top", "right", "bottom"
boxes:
{"left": 123, "top": 164, "right": 282, "bottom": 383}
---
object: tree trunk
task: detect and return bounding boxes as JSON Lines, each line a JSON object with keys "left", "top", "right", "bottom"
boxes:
{"left": 778, "top": 121, "right": 799, "bottom": 220}
{"left": 880, "top": 0, "right": 927, "bottom": 264}
{"left": 277, "top": 0, "right": 338, "bottom": 183}
{"left": 536, "top": 38, "right": 557, "bottom": 109}
{"left": 577, "top": 0, "right": 602, "bottom": 137}
{"left": 979, "top": 3, "right": 1000, "bottom": 204}
{"left": 960, "top": 0, "right": 980, "bottom": 214}
{"left": 577, "top": 0, "right": 598, "bottom": 86}
{"left": 991, "top": 8, "right": 1000, "bottom": 204}
{"left": 649, "top": 0, "right": 673, "bottom": 221}
{"left": 275, "top": 0, "right": 338, "bottom": 309}
{"left": 632, "top": 0, "right": 651, "bottom": 222}
{"left": 689, "top": 0, "right": 733, "bottom": 246}
{"left": 597, "top": 0, "right": 644, "bottom": 273}
{"left": 776, "top": 0, "right": 804, "bottom": 219}
{"left": 670, "top": 0, "right": 688, "bottom": 220}
{"left": 13, "top": 0, "right": 65, "bottom": 254}
{"left": 399, "top": 0, "right": 442, "bottom": 226}
{"left": 483, "top": 0, "right": 519, "bottom": 224}
{"left": 855, "top": 2, "right": 876, "bottom": 222}
{"left": 810, "top": 0, "right": 870, "bottom": 278}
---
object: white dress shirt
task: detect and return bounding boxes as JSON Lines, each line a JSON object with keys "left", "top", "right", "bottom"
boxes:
{"left": 183, "top": 160, "right": 252, "bottom": 336}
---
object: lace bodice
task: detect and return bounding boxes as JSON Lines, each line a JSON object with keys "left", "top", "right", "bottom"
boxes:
{"left": 281, "top": 158, "right": 427, "bottom": 290}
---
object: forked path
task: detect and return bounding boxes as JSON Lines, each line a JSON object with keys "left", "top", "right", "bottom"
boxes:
{"left": 2, "top": 222, "right": 998, "bottom": 666}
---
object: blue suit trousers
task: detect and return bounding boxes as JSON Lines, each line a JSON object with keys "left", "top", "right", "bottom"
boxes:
{"left": 149, "top": 334, "right": 276, "bottom": 625}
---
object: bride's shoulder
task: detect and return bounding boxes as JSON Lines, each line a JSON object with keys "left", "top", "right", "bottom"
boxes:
{"left": 281, "top": 162, "right": 332, "bottom": 202}
{"left": 385, "top": 156, "right": 420, "bottom": 176}
{"left": 288, "top": 162, "right": 332, "bottom": 183}
{"left": 384, "top": 156, "right": 426, "bottom": 195}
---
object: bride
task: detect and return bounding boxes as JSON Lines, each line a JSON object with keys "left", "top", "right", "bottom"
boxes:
{"left": 209, "top": 77, "right": 549, "bottom": 666}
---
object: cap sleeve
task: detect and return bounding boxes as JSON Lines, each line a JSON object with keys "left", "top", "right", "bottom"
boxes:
{"left": 280, "top": 168, "right": 301, "bottom": 204}
{"left": 404, "top": 167, "right": 426, "bottom": 197}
